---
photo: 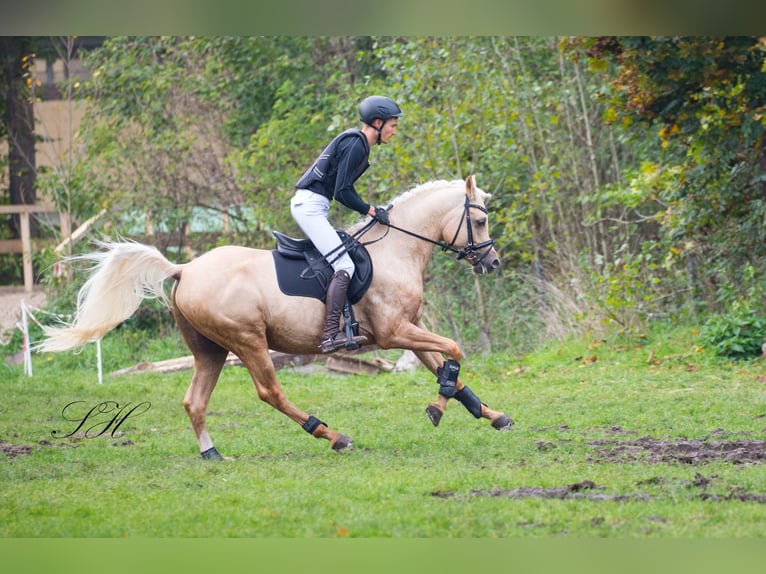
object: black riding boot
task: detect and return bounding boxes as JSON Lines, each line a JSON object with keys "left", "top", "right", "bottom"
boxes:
{"left": 320, "top": 270, "right": 365, "bottom": 354}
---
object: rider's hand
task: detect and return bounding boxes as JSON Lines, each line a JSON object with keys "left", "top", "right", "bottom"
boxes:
{"left": 373, "top": 206, "right": 390, "bottom": 225}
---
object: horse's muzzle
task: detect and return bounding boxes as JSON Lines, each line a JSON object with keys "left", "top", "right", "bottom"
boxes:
{"left": 472, "top": 251, "right": 500, "bottom": 274}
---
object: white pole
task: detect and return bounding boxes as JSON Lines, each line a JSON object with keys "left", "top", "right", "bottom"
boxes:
{"left": 21, "top": 302, "right": 32, "bottom": 377}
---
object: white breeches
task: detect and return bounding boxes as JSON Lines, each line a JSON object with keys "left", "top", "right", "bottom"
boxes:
{"left": 290, "top": 189, "right": 355, "bottom": 277}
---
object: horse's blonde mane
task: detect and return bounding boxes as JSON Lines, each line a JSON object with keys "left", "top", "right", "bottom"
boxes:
{"left": 393, "top": 178, "right": 491, "bottom": 205}
{"left": 348, "top": 178, "right": 489, "bottom": 234}
{"left": 389, "top": 179, "right": 465, "bottom": 208}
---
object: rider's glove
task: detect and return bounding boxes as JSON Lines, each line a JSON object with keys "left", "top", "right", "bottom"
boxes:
{"left": 373, "top": 206, "right": 390, "bottom": 225}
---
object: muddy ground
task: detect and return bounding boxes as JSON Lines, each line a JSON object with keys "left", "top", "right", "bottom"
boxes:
{"left": 6, "top": 424, "right": 766, "bottom": 504}
{"left": 435, "top": 426, "right": 766, "bottom": 503}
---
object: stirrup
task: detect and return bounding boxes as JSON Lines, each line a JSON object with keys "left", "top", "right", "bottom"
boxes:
{"left": 320, "top": 332, "right": 366, "bottom": 354}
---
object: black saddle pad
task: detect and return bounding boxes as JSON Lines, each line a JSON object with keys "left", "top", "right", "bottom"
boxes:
{"left": 271, "top": 230, "right": 373, "bottom": 304}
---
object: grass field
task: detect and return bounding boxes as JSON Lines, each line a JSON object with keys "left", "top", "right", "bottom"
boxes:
{"left": 2, "top": 325, "right": 766, "bottom": 538}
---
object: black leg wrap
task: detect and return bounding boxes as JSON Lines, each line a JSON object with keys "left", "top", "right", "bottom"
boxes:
{"left": 200, "top": 446, "right": 223, "bottom": 460}
{"left": 302, "top": 415, "right": 326, "bottom": 435}
{"left": 454, "top": 385, "right": 483, "bottom": 419}
{"left": 436, "top": 359, "right": 461, "bottom": 397}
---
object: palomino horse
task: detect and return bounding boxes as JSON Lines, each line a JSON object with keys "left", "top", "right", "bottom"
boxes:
{"left": 39, "top": 175, "right": 513, "bottom": 459}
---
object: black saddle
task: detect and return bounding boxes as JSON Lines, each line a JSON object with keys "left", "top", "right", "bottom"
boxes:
{"left": 271, "top": 230, "right": 373, "bottom": 304}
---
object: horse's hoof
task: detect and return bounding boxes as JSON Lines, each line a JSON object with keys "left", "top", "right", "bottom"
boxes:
{"left": 491, "top": 414, "right": 514, "bottom": 431}
{"left": 426, "top": 404, "right": 443, "bottom": 427}
{"left": 331, "top": 435, "right": 354, "bottom": 452}
{"left": 200, "top": 446, "right": 224, "bottom": 460}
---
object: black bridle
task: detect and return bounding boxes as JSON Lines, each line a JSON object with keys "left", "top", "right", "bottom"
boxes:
{"left": 354, "top": 194, "right": 496, "bottom": 266}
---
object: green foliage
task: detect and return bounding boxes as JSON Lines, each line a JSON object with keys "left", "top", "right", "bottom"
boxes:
{"left": 700, "top": 265, "right": 766, "bottom": 360}
{"left": 376, "top": 37, "right": 531, "bottom": 199}
{"left": 70, "top": 37, "right": 394, "bottom": 249}
{"left": 584, "top": 36, "right": 766, "bottom": 310}
{"left": 229, "top": 37, "right": 400, "bottom": 239}
{"left": 229, "top": 78, "right": 352, "bottom": 240}
{"left": 701, "top": 304, "right": 766, "bottom": 360}
{"left": 192, "top": 36, "right": 316, "bottom": 147}
{"left": 72, "top": 37, "right": 243, "bottom": 241}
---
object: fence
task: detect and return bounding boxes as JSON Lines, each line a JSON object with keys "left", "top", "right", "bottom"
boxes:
{"left": 0, "top": 205, "right": 69, "bottom": 292}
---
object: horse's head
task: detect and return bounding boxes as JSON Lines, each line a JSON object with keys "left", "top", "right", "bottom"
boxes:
{"left": 441, "top": 175, "right": 500, "bottom": 274}
{"left": 365, "top": 176, "right": 500, "bottom": 274}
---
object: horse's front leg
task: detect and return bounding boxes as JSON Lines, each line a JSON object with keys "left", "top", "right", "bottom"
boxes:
{"left": 378, "top": 322, "right": 513, "bottom": 431}
{"left": 415, "top": 350, "right": 513, "bottom": 430}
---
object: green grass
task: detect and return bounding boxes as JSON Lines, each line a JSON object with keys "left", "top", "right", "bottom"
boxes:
{"left": 2, "top": 325, "right": 766, "bottom": 537}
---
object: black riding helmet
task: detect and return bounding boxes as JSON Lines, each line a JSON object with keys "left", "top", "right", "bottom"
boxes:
{"left": 359, "top": 96, "right": 404, "bottom": 144}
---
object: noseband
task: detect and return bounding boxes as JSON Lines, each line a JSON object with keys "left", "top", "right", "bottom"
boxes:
{"left": 356, "top": 194, "right": 495, "bottom": 265}
{"left": 447, "top": 194, "right": 496, "bottom": 266}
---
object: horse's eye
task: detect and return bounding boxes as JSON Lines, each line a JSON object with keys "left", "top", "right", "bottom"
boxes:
{"left": 475, "top": 217, "right": 487, "bottom": 227}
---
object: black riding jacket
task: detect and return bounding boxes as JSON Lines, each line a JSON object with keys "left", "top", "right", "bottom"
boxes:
{"left": 295, "top": 129, "right": 372, "bottom": 216}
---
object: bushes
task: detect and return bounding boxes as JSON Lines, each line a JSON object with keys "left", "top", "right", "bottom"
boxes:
{"left": 701, "top": 303, "right": 766, "bottom": 360}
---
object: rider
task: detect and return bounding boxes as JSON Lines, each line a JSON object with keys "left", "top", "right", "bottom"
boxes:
{"left": 291, "top": 95, "right": 404, "bottom": 353}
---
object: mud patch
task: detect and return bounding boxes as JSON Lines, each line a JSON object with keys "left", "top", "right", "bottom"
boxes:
{"left": 430, "top": 433, "right": 766, "bottom": 504}
{"left": 433, "top": 481, "right": 650, "bottom": 502}
{"left": 432, "top": 476, "right": 766, "bottom": 504}
{"left": 589, "top": 437, "right": 766, "bottom": 465}
{"left": 0, "top": 443, "right": 33, "bottom": 458}
{"left": 699, "top": 490, "right": 766, "bottom": 503}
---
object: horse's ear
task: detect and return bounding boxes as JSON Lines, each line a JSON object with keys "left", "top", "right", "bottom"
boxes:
{"left": 465, "top": 175, "right": 476, "bottom": 199}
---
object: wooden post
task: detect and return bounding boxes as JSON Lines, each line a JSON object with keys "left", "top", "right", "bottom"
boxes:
{"left": 0, "top": 205, "right": 64, "bottom": 290}
{"left": 20, "top": 211, "right": 33, "bottom": 292}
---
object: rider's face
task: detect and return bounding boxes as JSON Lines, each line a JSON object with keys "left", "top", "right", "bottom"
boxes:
{"left": 378, "top": 118, "right": 399, "bottom": 144}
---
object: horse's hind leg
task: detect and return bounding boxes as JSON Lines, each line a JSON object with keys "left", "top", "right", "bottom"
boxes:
{"left": 174, "top": 307, "right": 229, "bottom": 460}
{"left": 414, "top": 348, "right": 514, "bottom": 431}
{"left": 238, "top": 339, "right": 354, "bottom": 452}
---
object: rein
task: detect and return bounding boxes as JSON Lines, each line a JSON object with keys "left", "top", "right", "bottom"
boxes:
{"left": 308, "top": 193, "right": 495, "bottom": 274}
{"left": 359, "top": 194, "right": 495, "bottom": 265}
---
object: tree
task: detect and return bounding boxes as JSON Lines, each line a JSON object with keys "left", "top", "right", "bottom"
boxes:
{"left": 583, "top": 36, "right": 766, "bottom": 309}
{"left": 0, "top": 36, "right": 36, "bottom": 237}
{"left": 73, "top": 36, "right": 391, "bottom": 251}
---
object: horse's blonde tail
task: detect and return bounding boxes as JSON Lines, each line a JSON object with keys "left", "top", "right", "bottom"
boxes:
{"left": 38, "top": 240, "right": 183, "bottom": 353}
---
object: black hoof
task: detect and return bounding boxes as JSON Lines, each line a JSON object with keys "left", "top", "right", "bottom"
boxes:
{"left": 200, "top": 446, "right": 223, "bottom": 460}
{"left": 491, "top": 415, "right": 514, "bottom": 430}
{"left": 426, "top": 404, "right": 443, "bottom": 427}
{"left": 331, "top": 435, "right": 354, "bottom": 452}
